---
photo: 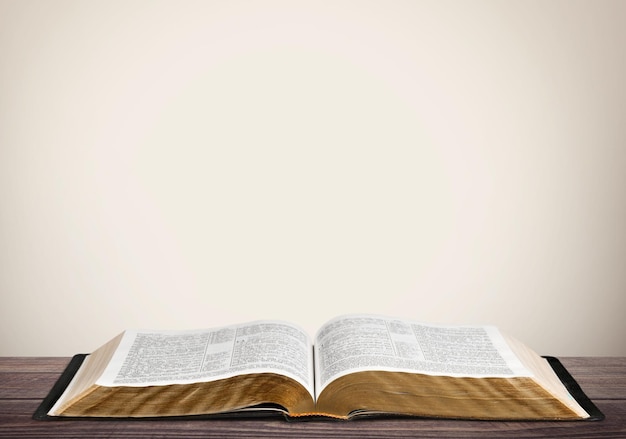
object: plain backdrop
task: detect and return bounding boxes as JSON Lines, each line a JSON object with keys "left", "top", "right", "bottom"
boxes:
{"left": 1, "top": 0, "right": 625, "bottom": 356}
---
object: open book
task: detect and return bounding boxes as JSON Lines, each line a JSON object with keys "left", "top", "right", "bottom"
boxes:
{"left": 42, "top": 315, "right": 601, "bottom": 421}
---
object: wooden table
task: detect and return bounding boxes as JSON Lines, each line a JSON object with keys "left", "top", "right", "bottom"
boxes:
{"left": 1, "top": 357, "right": 625, "bottom": 438}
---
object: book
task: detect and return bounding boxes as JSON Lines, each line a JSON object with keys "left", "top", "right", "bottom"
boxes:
{"left": 36, "top": 314, "right": 603, "bottom": 421}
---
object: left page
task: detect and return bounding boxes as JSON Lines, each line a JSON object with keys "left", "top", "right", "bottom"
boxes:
{"left": 96, "top": 321, "right": 315, "bottom": 398}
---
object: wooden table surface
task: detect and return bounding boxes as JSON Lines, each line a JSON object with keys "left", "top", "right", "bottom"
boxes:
{"left": 1, "top": 356, "right": 625, "bottom": 438}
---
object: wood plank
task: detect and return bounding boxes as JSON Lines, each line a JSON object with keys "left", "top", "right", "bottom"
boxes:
{"left": 562, "top": 357, "right": 626, "bottom": 368}
{"left": 0, "top": 358, "right": 70, "bottom": 399}
{"left": 559, "top": 357, "right": 626, "bottom": 399}
{"left": 0, "top": 399, "right": 624, "bottom": 439}
{"left": 0, "top": 357, "right": 71, "bottom": 373}
{"left": 0, "top": 372, "right": 63, "bottom": 399}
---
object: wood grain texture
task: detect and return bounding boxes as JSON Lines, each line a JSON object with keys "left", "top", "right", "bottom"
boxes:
{"left": 558, "top": 357, "right": 626, "bottom": 400}
{"left": 1, "top": 357, "right": 624, "bottom": 438}
{"left": 0, "top": 357, "right": 71, "bottom": 373}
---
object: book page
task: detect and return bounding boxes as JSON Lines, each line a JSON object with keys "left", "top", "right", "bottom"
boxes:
{"left": 96, "top": 321, "right": 314, "bottom": 397}
{"left": 314, "top": 315, "right": 532, "bottom": 397}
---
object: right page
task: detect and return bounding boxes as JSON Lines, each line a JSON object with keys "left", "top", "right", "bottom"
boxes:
{"left": 314, "top": 314, "right": 531, "bottom": 398}
{"left": 313, "top": 314, "right": 589, "bottom": 420}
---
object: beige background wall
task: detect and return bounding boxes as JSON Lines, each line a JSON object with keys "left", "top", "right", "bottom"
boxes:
{"left": 1, "top": 0, "right": 625, "bottom": 356}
